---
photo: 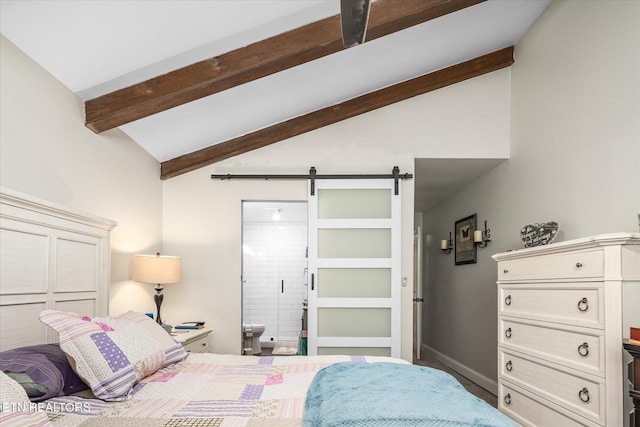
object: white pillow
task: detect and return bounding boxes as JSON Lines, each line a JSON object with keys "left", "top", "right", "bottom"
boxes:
{"left": 0, "top": 370, "right": 51, "bottom": 426}
{"left": 40, "top": 310, "right": 188, "bottom": 401}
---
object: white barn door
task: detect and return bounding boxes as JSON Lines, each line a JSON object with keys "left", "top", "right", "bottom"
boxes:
{"left": 307, "top": 178, "right": 401, "bottom": 357}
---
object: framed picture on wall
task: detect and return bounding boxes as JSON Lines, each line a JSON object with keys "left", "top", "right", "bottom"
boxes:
{"left": 455, "top": 213, "right": 477, "bottom": 265}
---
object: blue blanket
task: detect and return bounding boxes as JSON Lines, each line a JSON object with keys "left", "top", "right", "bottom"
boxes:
{"left": 303, "top": 362, "right": 517, "bottom": 427}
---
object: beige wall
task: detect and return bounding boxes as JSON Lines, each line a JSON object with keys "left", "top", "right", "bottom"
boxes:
{"left": 0, "top": 35, "right": 164, "bottom": 316}
{"left": 162, "top": 69, "right": 512, "bottom": 358}
{"left": 423, "top": 0, "right": 640, "bottom": 393}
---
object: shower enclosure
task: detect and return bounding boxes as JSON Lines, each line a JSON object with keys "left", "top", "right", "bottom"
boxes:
{"left": 242, "top": 201, "right": 308, "bottom": 344}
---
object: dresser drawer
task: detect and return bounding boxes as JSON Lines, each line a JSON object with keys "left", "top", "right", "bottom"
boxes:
{"left": 183, "top": 337, "right": 210, "bottom": 353}
{"left": 499, "top": 285, "right": 603, "bottom": 328}
{"left": 499, "top": 318, "right": 604, "bottom": 375}
{"left": 499, "top": 382, "right": 600, "bottom": 427}
{"left": 499, "top": 350, "right": 604, "bottom": 423}
{"left": 498, "top": 250, "right": 603, "bottom": 281}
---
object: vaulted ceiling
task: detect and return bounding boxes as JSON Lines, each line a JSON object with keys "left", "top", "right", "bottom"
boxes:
{"left": 0, "top": 0, "right": 550, "bottom": 183}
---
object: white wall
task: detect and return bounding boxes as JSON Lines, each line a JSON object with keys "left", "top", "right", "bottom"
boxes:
{"left": 163, "top": 69, "right": 511, "bottom": 357}
{"left": 0, "top": 35, "right": 164, "bottom": 316}
{"left": 423, "top": 0, "right": 640, "bottom": 393}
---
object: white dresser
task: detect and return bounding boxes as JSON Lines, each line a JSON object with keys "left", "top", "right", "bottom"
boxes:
{"left": 493, "top": 233, "right": 640, "bottom": 426}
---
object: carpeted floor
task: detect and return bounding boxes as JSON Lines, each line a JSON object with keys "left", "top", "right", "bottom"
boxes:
{"left": 414, "top": 352, "right": 497, "bottom": 408}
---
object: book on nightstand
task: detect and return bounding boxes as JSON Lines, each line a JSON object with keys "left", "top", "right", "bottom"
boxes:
{"left": 175, "top": 321, "right": 205, "bottom": 330}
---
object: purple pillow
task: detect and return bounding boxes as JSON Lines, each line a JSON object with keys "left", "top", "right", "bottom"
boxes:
{"left": 0, "top": 344, "right": 88, "bottom": 401}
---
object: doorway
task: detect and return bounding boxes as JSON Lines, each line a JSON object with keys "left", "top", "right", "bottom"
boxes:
{"left": 241, "top": 201, "right": 308, "bottom": 353}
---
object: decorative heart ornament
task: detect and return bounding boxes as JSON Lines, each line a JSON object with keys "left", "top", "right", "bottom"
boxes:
{"left": 520, "top": 222, "right": 559, "bottom": 248}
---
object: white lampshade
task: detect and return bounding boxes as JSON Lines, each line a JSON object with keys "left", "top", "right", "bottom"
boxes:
{"left": 133, "top": 254, "right": 181, "bottom": 284}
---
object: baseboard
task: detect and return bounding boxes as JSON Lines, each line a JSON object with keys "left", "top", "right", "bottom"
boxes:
{"left": 422, "top": 344, "right": 498, "bottom": 396}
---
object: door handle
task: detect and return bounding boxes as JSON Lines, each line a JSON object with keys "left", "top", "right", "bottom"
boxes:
{"left": 311, "top": 273, "right": 315, "bottom": 291}
{"left": 281, "top": 279, "right": 284, "bottom": 293}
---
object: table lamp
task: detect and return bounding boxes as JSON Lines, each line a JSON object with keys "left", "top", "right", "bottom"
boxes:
{"left": 133, "top": 253, "right": 181, "bottom": 325}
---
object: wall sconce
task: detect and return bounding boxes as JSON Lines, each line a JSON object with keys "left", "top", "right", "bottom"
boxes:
{"left": 440, "top": 232, "right": 454, "bottom": 254}
{"left": 474, "top": 220, "right": 491, "bottom": 248}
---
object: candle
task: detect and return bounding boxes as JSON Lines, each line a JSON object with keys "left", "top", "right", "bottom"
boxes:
{"left": 440, "top": 239, "right": 448, "bottom": 250}
{"left": 474, "top": 230, "right": 484, "bottom": 243}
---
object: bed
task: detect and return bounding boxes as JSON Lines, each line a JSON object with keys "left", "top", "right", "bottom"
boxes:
{"left": 1, "top": 340, "right": 516, "bottom": 427}
{"left": 0, "top": 188, "right": 517, "bottom": 427}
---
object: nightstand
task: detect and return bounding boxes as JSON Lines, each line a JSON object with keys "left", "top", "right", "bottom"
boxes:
{"left": 171, "top": 328, "right": 212, "bottom": 353}
{"left": 623, "top": 339, "right": 640, "bottom": 427}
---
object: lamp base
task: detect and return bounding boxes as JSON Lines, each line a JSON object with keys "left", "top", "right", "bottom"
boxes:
{"left": 154, "top": 284, "right": 164, "bottom": 325}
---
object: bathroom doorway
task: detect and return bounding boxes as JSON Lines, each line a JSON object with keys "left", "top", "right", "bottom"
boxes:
{"left": 241, "top": 201, "right": 308, "bottom": 354}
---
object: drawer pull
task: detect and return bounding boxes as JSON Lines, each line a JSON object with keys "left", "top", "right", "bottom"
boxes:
{"left": 503, "top": 269, "right": 509, "bottom": 274}
{"left": 578, "top": 387, "right": 590, "bottom": 403}
{"left": 505, "top": 328, "right": 512, "bottom": 339}
{"left": 577, "top": 297, "right": 589, "bottom": 312}
{"left": 504, "top": 295, "right": 512, "bottom": 306}
{"left": 576, "top": 262, "right": 583, "bottom": 268}
{"left": 578, "top": 342, "right": 589, "bottom": 357}
{"left": 505, "top": 360, "right": 513, "bottom": 371}
{"left": 504, "top": 393, "right": 511, "bottom": 405}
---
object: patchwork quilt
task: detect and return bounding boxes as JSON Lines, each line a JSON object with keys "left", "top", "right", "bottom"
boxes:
{"left": 39, "top": 353, "right": 406, "bottom": 426}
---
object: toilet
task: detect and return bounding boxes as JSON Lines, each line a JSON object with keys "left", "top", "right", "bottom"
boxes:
{"left": 242, "top": 323, "right": 265, "bottom": 355}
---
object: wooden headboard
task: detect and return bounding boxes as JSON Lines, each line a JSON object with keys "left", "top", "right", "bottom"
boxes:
{"left": 0, "top": 187, "right": 116, "bottom": 351}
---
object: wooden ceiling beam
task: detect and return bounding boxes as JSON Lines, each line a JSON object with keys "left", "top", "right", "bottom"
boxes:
{"left": 160, "top": 46, "right": 514, "bottom": 180}
{"left": 85, "top": 0, "right": 485, "bottom": 133}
